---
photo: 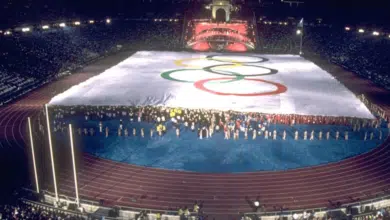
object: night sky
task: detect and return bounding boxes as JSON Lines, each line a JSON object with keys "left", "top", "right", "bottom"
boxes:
{"left": 0, "top": 0, "right": 389, "bottom": 28}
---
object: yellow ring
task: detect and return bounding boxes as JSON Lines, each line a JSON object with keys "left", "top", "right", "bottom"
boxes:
{"left": 174, "top": 57, "right": 243, "bottom": 68}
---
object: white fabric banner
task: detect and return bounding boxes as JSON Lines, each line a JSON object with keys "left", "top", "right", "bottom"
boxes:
{"left": 49, "top": 51, "right": 374, "bottom": 119}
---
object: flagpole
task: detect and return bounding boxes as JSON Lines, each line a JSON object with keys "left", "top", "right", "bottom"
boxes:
{"left": 28, "top": 117, "right": 40, "bottom": 194}
{"left": 299, "top": 18, "right": 304, "bottom": 55}
{"left": 45, "top": 104, "right": 59, "bottom": 202}
{"left": 68, "top": 124, "right": 80, "bottom": 207}
{"left": 299, "top": 31, "right": 303, "bottom": 55}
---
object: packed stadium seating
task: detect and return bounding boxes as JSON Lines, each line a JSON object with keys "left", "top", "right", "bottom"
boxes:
{"left": 257, "top": 24, "right": 299, "bottom": 54}
{"left": 304, "top": 26, "right": 390, "bottom": 90}
{"left": 257, "top": 24, "right": 390, "bottom": 91}
{"left": 0, "top": 21, "right": 182, "bottom": 105}
{"left": 1, "top": 19, "right": 390, "bottom": 220}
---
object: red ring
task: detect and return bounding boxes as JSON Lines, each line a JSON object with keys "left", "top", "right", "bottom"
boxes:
{"left": 193, "top": 77, "right": 287, "bottom": 96}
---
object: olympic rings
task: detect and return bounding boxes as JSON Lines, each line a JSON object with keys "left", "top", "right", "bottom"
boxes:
{"left": 206, "top": 55, "right": 269, "bottom": 64}
{"left": 203, "top": 64, "right": 278, "bottom": 77}
{"left": 174, "top": 57, "right": 242, "bottom": 68}
{"left": 160, "top": 55, "right": 288, "bottom": 97}
{"left": 161, "top": 69, "right": 245, "bottom": 83}
{"left": 194, "top": 78, "right": 288, "bottom": 96}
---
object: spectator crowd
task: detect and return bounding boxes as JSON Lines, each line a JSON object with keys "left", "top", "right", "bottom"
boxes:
{"left": 0, "top": 21, "right": 182, "bottom": 105}
{"left": 0, "top": 202, "right": 85, "bottom": 220}
{"left": 304, "top": 26, "right": 390, "bottom": 90}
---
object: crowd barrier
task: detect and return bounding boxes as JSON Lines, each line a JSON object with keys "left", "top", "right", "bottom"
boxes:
{"left": 39, "top": 187, "right": 390, "bottom": 220}
{"left": 243, "top": 193, "right": 390, "bottom": 219}
{"left": 42, "top": 190, "right": 197, "bottom": 220}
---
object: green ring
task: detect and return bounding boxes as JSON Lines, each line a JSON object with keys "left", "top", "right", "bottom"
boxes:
{"left": 161, "top": 68, "right": 245, "bottom": 84}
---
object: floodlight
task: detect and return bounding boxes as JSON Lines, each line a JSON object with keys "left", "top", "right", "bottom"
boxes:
{"left": 372, "top": 31, "right": 380, "bottom": 36}
{"left": 358, "top": 29, "right": 364, "bottom": 33}
{"left": 4, "top": 31, "right": 11, "bottom": 35}
{"left": 253, "top": 201, "right": 260, "bottom": 207}
{"left": 175, "top": 19, "right": 179, "bottom": 22}
{"left": 74, "top": 21, "right": 81, "bottom": 26}
{"left": 345, "top": 27, "right": 350, "bottom": 31}
{"left": 22, "top": 27, "right": 31, "bottom": 32}
{"left": 284, "top": 22, "right": 288, "bottom": 25}
{"left": 106, "top": 18, "right": 111, "bottom": 24}
{"left": 296, "top": 29, "right": 302, "bottom": 35}
{"left": 293, "top": 213, "right": 299, "bottom": 220}
{"left": 89, "top": 20, "right": 95, "bottom": 24}
{"left": 42, "top": 25, "right": 50, "bottom": 29}
{"left": 59, "top": 23, "right": 66, "bottom": 27}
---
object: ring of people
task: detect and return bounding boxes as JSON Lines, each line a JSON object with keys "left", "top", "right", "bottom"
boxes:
{"left": 161, "top": 55, "right": 286, "bottom": 96}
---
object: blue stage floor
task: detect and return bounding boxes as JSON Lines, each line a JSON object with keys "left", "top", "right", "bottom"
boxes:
{"left": 53, "top": 117, "right": 389, "bottom": 173}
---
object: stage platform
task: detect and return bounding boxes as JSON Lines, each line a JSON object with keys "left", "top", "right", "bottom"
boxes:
{"left": 49, "top": 51, "right": 374, "bottom": 118}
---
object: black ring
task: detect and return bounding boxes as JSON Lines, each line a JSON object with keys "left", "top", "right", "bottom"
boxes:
{"left": 206, "top": 55, "right": 269, "bottom": 64}
{"left": 203, "top": 64, "right": 278, "bottom": 77}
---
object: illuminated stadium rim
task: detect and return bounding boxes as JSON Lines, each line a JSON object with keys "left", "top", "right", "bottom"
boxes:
{"left": 161, "top": 55, "right": 287, "bottom": 96}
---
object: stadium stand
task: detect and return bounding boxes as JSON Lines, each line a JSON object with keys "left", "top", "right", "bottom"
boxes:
{"left": 1, "top": 19, "right": 390, "bottom": 220}
{"left": 304, "top": 26, "right": 390, "bottom": 91}
{"left": 257, "top": 24, "right": 299, "bottom": 54}
{"left": 0, "top": 21, "right": 182, "bottom": 105}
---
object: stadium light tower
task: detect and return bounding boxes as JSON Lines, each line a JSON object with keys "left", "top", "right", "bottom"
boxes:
{"left": 22, "top": 27, "right": 31, "bottom": 32}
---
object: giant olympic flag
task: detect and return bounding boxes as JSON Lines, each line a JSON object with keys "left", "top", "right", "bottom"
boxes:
{"left": 49, "top": 51, "right": 374, "bottom": 119}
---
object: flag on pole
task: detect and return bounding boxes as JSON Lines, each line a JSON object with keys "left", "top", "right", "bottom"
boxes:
{"left": 297, "top": 18, "right": 304, "bottom": 28}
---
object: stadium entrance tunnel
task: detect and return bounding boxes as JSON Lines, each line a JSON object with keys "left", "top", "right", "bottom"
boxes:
{"left": 215, "top": 8, "right": 227, "bottom": 23}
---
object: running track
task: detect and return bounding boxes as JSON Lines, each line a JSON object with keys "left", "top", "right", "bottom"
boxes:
{"left": 1, "top": 51, "right": 389, "bottom": 217}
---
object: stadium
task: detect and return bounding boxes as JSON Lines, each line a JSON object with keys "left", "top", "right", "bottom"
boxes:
{"left": 1, "top": 0, "right": 390, "bottom": 220}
